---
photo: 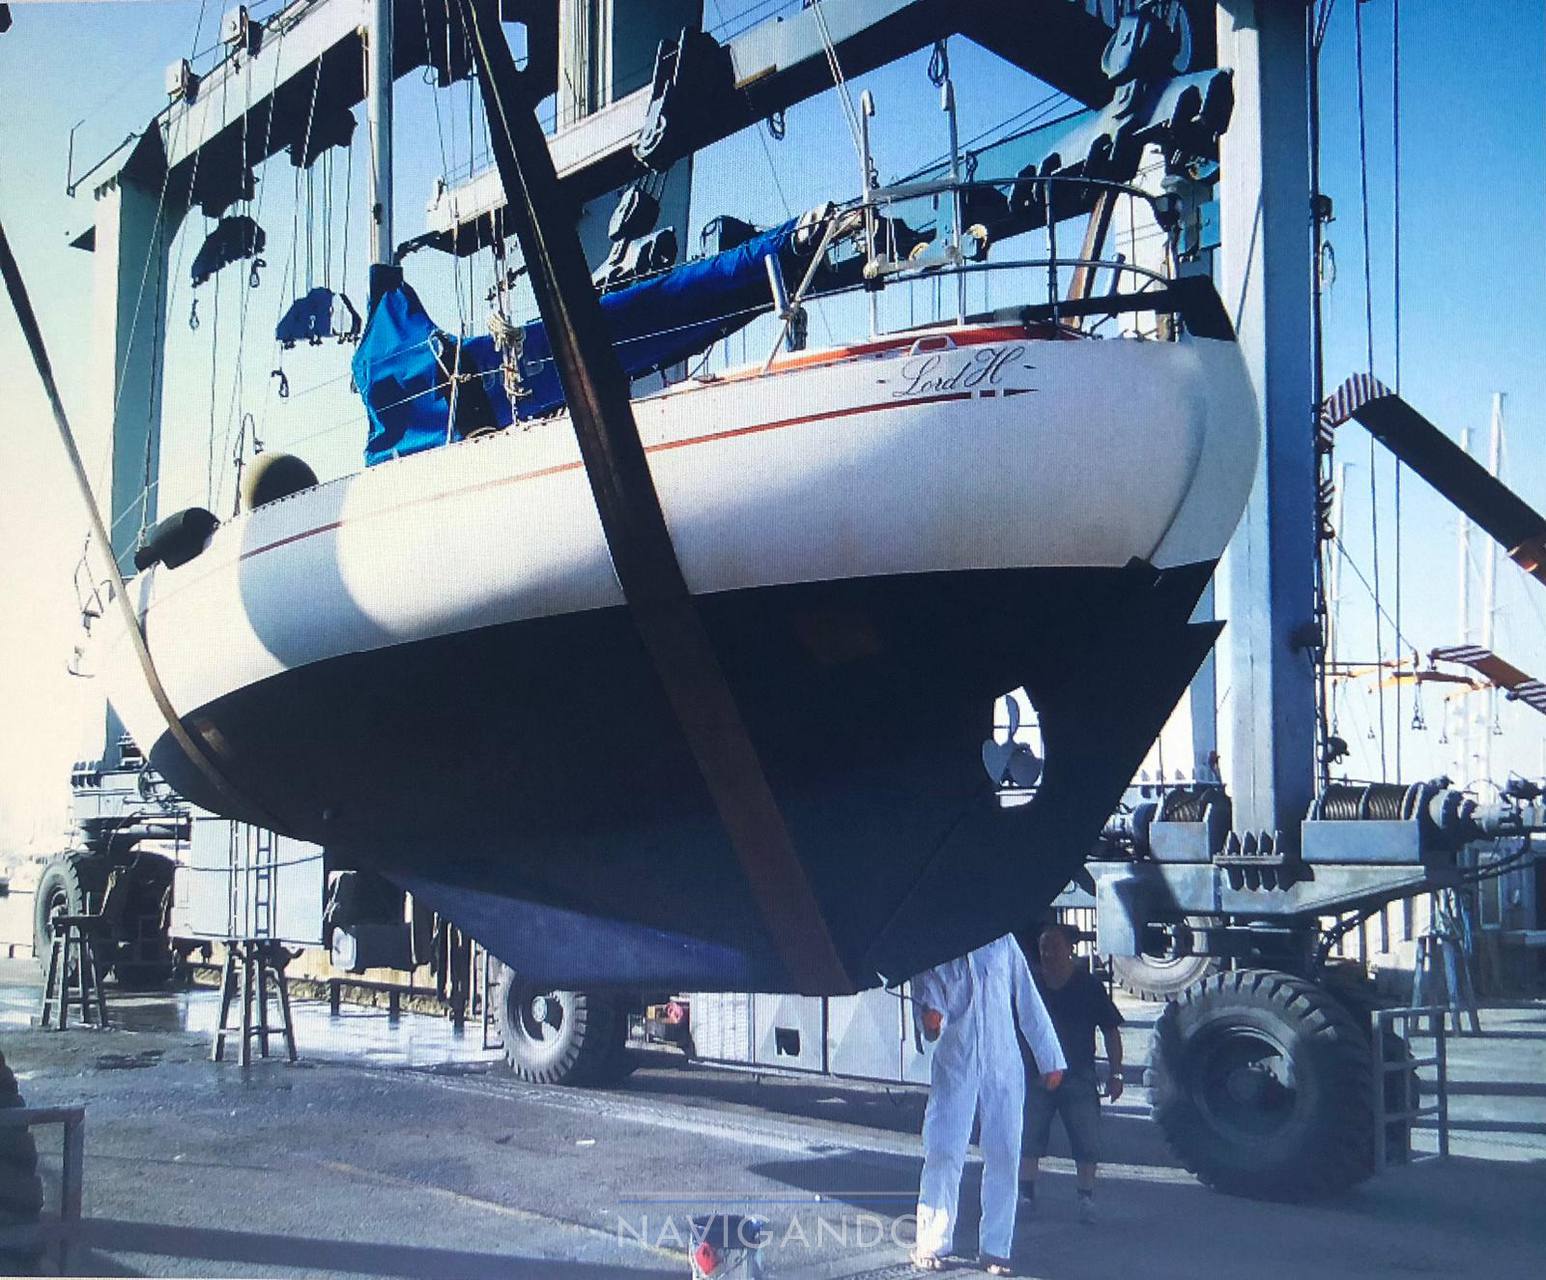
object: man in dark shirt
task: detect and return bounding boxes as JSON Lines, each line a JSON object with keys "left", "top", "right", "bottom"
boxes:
{"left": 1018, "top": 922, "right": 1124, "bottom": 1224}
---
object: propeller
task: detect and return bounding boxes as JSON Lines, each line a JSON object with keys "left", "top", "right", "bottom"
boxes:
{"left": 981, "top": 694, "right": 1044, "bottom": 788}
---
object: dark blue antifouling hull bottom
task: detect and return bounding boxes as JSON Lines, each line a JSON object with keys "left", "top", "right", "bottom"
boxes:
{"left": 151, "top": 562, "right": 1219, "bottom": 993}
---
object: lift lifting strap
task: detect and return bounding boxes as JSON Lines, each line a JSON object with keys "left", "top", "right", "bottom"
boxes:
{"left": 457, "top": 0, "right": 854, "bottom": 996}
{"left": 1324, "top": 374, "right": 1546, "bottom": 589}
{"left": 0, "top": 220, "right": 284, "bottom": 833}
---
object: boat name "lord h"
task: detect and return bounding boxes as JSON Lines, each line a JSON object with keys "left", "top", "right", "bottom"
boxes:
{"left": 890, "top": 344, "right": 1033, "bottom": 399}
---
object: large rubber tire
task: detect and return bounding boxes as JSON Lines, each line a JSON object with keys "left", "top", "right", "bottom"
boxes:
{"left": 1112, "top": 952, "right": 1221, "bottom": 1001}
{"left": 0, "top": 1050, "right": 44, "bottom": 1275}
{"left": 32, "top": 853, "right": 107, "bottom": 973}
{"left": 1151, "top": 970, "right": 1374, "bottom": 1200}
{"left": 32, "top": 853, "right": 176, "bottom": 987}
{"left": 491, "top": 965, "right": 627, "bottom": 1086}
{"left": 1111, "top": 918, "right": 1222, "bottom": 1001}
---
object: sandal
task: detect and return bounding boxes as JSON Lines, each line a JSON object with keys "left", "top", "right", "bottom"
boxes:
{"left": 910, "top": 1249, "right": 945, "bottom": 1271}
{"left": 980, "top": 1256, "right": 1014, "bottom": 1277}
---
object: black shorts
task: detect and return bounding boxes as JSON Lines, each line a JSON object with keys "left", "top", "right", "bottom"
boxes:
{"left": 1024, "top": 1069, "right": 1102, "bottom": 1164}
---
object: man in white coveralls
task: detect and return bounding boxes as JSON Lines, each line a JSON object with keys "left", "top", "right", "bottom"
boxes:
{"left": 910, "top": 934, "right": 1066, "bottom": 1275}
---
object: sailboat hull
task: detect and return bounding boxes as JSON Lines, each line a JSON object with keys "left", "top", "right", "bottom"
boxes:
{"left": 147, "top": 560, "right": 1218, "bottom": 992}
{"left": 98, "top": 321, "right": 1257, "bottom": 991}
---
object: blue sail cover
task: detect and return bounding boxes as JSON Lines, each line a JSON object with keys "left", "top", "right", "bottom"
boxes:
{"left": 353, "top": 218, "right": 802, "bottom": 467}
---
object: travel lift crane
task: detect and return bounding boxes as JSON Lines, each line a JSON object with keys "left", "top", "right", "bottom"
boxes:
{"left": 37, "top": 0, "right": 1546, "bottom": 1203}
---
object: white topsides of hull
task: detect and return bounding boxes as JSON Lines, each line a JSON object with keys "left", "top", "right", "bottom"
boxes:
{"left": 100, "top": 323, "right": 1259, "bottom": 747}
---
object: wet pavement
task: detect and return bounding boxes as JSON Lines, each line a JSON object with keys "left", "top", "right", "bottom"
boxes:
{"left": 0, "top": 959, "right": 1543, "bottom": 1278}
{"left": 0, "top": 968, "right": 506, "bottom": 1073}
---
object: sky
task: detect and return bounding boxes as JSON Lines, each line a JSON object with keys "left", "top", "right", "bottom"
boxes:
{"left": 0, "top": 0, "right": 1544, "bottom": 852}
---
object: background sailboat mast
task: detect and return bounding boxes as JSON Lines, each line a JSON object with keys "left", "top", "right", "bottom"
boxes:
{"left": 1456, "top": 423, "right": 1472, "bottom": 781}
{"left": 367, "top": 0, "right": 395, "bottom": 266}
{"left": 1482, "top": 392, "right": 1505, "bottom": 788}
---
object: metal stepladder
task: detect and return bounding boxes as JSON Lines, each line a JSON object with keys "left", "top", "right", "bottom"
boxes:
{"left": 37, "top": 870, "right": 132, "bottom": 1030}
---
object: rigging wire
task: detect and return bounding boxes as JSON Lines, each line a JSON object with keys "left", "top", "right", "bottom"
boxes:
{"left": 707, "top": 0, "right": 834, "bottom": 343}
{"left": 322, "top": 148, "right": 333, "bottom": 288}
{"left": 214, "top": 45, "right": 260, "bottom": 515}
{"left": 206, "top": 269, "right": 222, "bottom": 506}
{"left": 94, "top": 0, "right": 212, "bottom": 546}
{"left": 339, "top": 133, "right": 355, "bottom": 299}
{"left": 1333, "top": 534, "right": 1420, "bottom": 657}
{"left": 2, "top": 217, "right": 283, "bottom": 829}
{"left": 203, "top": 58, "right": 236, "bottom": 510}
{"left": 1392, "top": 0, "right": 1405, "bottom": 770}
{"left": 137, "top": 217, "right": 169, "bottom": 546}
{"left": 1314, "top": 0, "right": 1338, "bottom": 52}
{"left": 106, "top": 105, "right": 207, "bottom": 541}
{"left": 1353, "top": 0, "right": 1387, "bottom": 780}
{"left": 266, "top": 287, "right": 805, "bottom": 453}
{"left": 213, "top": 18, "right": 291, "bottom": 517}
{"left": 466, "top": 27, "right": 481, "bottom": 327}
{"left": 1307, "top": 4, "right": 1334, "bottom": 786}
{"left": 901, "top": 92, "right": 1074, "bottom": 185}
{"left": 422, "top": 0, "right": 469, "bottom": 333}
{"left": 103, "top": 5, "right": 290, "bottom": 539}
{"left": 808, "top": 0, "right": 867, "bottom": 170}
{"left": 268, "top": 46, "right": 327, "bottom": 423}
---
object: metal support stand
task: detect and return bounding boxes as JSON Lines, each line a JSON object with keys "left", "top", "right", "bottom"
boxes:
{"left": 37, "top": 919, "right": 109, "bottom": 1030}
{"left": 213, "top": 940, "right": 297, "bottom": 1065}
{"left": 1411, "top": 932, "right": 1481, "bottom": 1036}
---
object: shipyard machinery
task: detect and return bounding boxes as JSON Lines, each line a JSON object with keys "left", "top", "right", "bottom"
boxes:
{"left": 32, "top": 743, "right": 183, "bottom": 988}
{"left": 1045, "top": 774, "right": 1546, "bottom": 1199}
{"left": 1023, "top": 369, "right": 1546, "bottom": 1201}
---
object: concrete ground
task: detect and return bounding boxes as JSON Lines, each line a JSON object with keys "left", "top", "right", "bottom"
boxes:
{"left": 0, "top": 959, "right": 1543, "bottom": 1279}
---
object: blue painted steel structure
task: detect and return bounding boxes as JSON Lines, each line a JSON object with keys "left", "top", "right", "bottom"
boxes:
{"left": 1214, "top": 0, "right": 1318, "bottom": 844}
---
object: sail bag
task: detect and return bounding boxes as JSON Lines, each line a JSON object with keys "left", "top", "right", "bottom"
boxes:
{"left": 352, "top": 218, "right": 807, "bottom": 466}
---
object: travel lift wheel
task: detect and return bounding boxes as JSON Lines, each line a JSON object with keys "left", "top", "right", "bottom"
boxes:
{"left": 31, "top": 852, "right": 176, "bottom": 989}
{"left": 1111, "top": 951, "right": 1222, "bottom": 1002}
{"left": 0, "top": 1049, "right": 44, "bottom": 1275}
{"left": 1110, "top": 917, "right": 1222, "bottom": 1001}
{"left": 32, "top": 852, "right": 107, "bottom": 979}
{"left": 491, "top": 965, "right": 636, "bottom": 1086}
{"left": 1151, "top": 970, "right": 1375, "bottom": 1200}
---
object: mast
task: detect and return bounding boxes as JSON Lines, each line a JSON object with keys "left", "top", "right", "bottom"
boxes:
{"left": 367, "top": 0, "right": 395, "bottom": 268}
{"left": 1456, "top": 423, "right": 1472, "bottom": 781}
{"left": 1482, "top": 392, "right": 1505, "bottom": 787}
